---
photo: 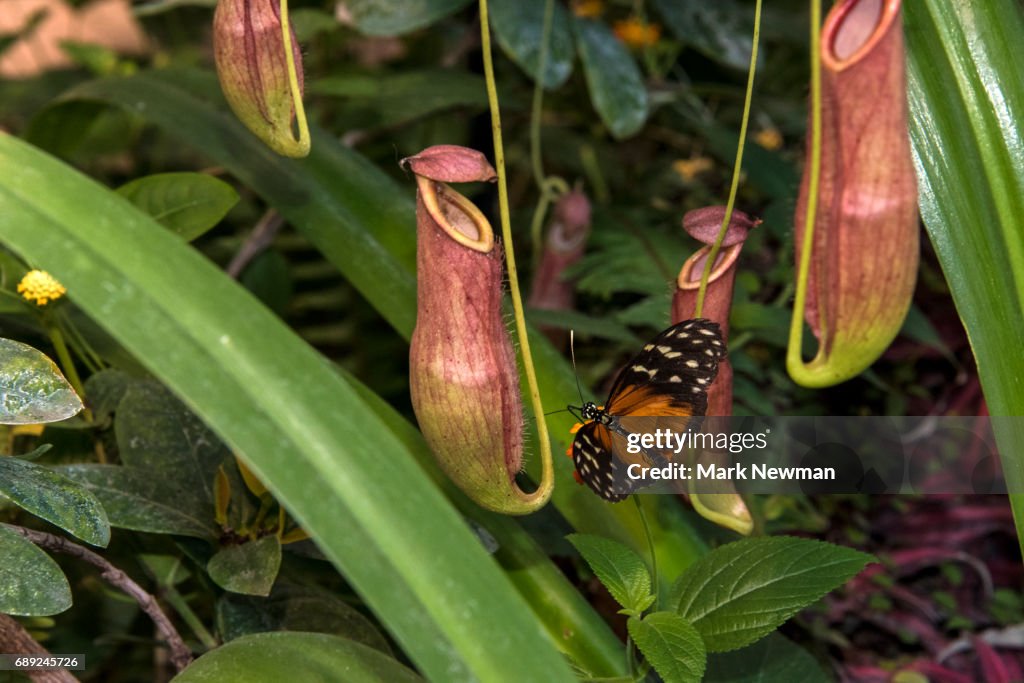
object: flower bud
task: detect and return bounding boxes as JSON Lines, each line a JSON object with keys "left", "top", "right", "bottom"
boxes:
{"left": 213, "top": 0, "right": 309, "bottom": 157}
{"left": 528, "top": 188, "right": 591, "bottom": 344}
{"left": 673, "top": 206, "right": 757, "bottom": 535}
{"left": 792, "top": 0, "right": 918, "bottom": 386}
{"left": 405, "top": 146, "right": 533, "bottom": 514}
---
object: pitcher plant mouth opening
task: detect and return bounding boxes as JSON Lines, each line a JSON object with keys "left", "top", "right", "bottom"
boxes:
{"left": 416, "top": 176, "right": 494, "bottom": 253}
{"left": 827, "top": 0, "right": 896, "bottom": 67}
{"left": 547, "top": 218, "right": 589, "bottom": 254}
{"left": 678, "top": 245, "right": 743, "bottom": 291}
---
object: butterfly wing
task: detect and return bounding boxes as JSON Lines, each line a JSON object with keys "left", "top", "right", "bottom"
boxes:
{"left": 571, "top": 422, "right": 631, "bottom": 502}
{"left": 571, "top": 319, "right": 728, "bottom": 502}
{"left": 605, "top": 318, "right": 727, "bottom": 419}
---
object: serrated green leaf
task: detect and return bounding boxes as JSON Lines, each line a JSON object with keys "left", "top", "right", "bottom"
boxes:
{"left": 567, "top": 533, "right": 651, "bottom": 615}
{"left": 0, "top": 337, "right": 83, "bottom": 425}
{"left": 207, "top": 535, "right": 282, "bottom": 597}
{"left": 671, "top": 537, "right": 873, "bottom": 652}
{"left": 116, "top": 172, "right": 239, "bottom": 241}
{"left": 705, "top": 633, "right": 831, "bottom": 683}
{"left": 0, "top": 457, "right": 110, "bottom": 546}
{"left": 171, "top": 632, "right": 424, "bottom": 683}
{"left": 59, "top": 464, "right": 217, "bottom": 539}
{"left": 573, "top": 18, "right": 648, "bottom": 139}
{"left": 490, "top": 0, "right": 574, "bottom": 89}
{"left": 628, "top": 612, "right": 706, "bottom": 683}
{"left": 0, "top": 526, "right": 71, "bottom": 616}
{"left": 346, "top": 0, "right": 474, "bottom": 36}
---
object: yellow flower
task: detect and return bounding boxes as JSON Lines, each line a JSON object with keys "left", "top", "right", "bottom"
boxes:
{"left": 672, "top": 156, "right": 714, "bottom": 182}
{"left": 613, "top": 18, "right": 661, "bottom": 48}
{"left": 17, "top": 270, "right": 66, "bottom": 306}
{"left": 754, "top": 127, "right": 783, "bottom": 151}
{"left": 571, "top": 0, "right": 604, "bottom": 18}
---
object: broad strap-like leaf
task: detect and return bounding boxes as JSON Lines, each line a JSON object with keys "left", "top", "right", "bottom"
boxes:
{"left": 670, "top": 537, "right": 873, "bottom": 652}
{"left": 904, "top": 0, "right": 1024, "bottom": 547}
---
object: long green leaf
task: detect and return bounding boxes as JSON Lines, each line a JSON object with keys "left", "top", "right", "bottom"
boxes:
{"left": 46, "top": 69, "right": 712, "bottom": 579}
{"left": 0, "top": 133, "right": 575, "bottom": 682}
{"left": 904, "top": 0, "right": 1024, "bottom": 548}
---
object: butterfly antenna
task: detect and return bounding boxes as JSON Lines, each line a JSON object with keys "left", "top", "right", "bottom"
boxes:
{"left": 570, "top": 330, "right": 585, "bottom": 405}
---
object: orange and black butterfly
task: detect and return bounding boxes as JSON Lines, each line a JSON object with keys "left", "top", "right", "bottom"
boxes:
{"left": 568, "top": 318, "right": 727, "bottom": 501}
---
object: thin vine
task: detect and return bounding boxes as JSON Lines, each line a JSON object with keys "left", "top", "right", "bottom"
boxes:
{"left": 479, "top": 0, "right": 554, "bottom": 508}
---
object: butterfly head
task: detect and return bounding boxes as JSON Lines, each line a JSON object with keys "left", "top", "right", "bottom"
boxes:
{"left": 568, "top": 401, "right": 606, "bottom": 425}
{"left": 580, "top": 401, "right": 602, "bottom": 422}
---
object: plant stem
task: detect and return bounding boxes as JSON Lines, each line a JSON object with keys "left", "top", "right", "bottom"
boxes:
{"left": 694, "top": 0, "right": 762, "bottom": 318}
{"left": 530, "top": 0, "right": 555, "bottom": 191}
{"left": 479, "top": 0, "right": 553, "bottom": 509}
{"left": 46, "top": 319, "right": 91, "bottom": 423}
{"left": 0, "top": 614, "right": 76, "bottom": 683}
{"left": 528, "top": 0, "right": 571, "bottom": 266}
{"left": 162, "top": 586, "right": 218, "bottom": 651}
{"left": 3, "top": 524, "right": 193, "bottom": 672}
{"left": 787, "top": 0, "right": 824, "bottom": 381}
{"left": 633, "top": 496, "right": 658, "bottom": 609}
